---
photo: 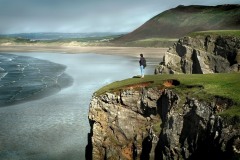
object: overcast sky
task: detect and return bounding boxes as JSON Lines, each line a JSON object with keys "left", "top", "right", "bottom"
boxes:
{"left": 0, "top": 0, "right": 239, "bottom": 34}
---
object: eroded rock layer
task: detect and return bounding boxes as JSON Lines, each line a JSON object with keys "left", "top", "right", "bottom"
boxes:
{"left": 155, "top": 35, "right": 240, "bottom": 74}
{"left": 87, "top": 87, "right": 240, "bottom": 160}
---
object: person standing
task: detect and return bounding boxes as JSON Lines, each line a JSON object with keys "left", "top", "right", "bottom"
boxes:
{"left": 139, "top": 54, "right": 146, "bottom": 78}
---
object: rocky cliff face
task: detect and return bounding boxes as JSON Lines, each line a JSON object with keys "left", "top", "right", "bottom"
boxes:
{"left": 87, "top": 86, "right": 240, "bottom": 160}
{"left": 155, "top": 35, "right": 240, "bottom": 74}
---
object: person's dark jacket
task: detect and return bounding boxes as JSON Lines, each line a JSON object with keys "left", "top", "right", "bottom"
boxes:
{"left": 139, "top": 57, "right": 146, "bottom": 68}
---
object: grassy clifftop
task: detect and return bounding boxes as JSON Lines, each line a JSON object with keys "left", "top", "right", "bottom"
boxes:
{"left": 95, "top": 73, "right": 240, "bottom": 119}
{"left": 188, "top": 30, "right": 240, "bottom": 37}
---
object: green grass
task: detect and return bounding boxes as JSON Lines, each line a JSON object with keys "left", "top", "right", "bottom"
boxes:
{"left": 188, "top": 30, "right": 240, "bottom": 38}
{"left": 95, "top": 73, "right": 240, "bottom": 119}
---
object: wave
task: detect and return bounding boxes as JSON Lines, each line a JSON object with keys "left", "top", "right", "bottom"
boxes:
{"left": 0, "top": 53, "right": 73, "bottom": 107}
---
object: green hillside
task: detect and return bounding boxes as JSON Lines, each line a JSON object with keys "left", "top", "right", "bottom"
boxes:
{"left": 115, "top": 4, "right": 240, "bottom": 42}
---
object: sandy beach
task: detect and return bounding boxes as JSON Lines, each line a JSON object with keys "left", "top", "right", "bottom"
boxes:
{"left": 0, "top": 45, "right": 168, "bottom": 58}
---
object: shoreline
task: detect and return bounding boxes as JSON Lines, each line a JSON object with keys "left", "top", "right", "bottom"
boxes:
{"left": 0, "top": 45, "right": 168, "bottom": 59}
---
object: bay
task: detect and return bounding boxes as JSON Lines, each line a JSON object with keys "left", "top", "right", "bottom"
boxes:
{"left": 0, "top": 52, "right": 160, "bottom": 160}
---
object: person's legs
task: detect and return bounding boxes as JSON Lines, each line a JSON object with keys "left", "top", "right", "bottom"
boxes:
{"left": 140, "top": 65, "right": 144, "bottom": 78}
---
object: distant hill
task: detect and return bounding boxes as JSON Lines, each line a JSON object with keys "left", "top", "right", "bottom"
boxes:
{"left": 114, "top": 4, "right": 240, "bottom": 42}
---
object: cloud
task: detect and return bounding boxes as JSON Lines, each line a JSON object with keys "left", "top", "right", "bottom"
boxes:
{"left": 0, "top": 0, "right": 239, "bottom": 33}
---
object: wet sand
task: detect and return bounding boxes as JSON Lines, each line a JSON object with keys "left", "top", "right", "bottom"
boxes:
{"left": 0, "top": 45, "right": 168, "bottom": 58}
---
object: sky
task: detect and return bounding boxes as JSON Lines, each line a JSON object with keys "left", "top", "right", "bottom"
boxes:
{"left": 0, "top": 0, "right": 239, "bottom": 34}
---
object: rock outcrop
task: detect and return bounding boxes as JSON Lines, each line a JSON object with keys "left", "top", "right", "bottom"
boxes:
{"left": 87, "top": 86, "right": 240, "bottom": 160}
{"left": 155, "top": 35, "right": 240, "bottom": 74}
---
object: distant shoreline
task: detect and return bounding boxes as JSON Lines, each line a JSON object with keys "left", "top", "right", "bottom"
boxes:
{"left": 0, "top": 45, "right": 167, "bottom": 59}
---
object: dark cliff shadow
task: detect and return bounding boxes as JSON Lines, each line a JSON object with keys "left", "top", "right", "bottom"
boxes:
{"left": 85, "top": 132, "right": 93, "bottom": 160}
{"left": 156, "top": 92, "right": 169, "bottom": 122}
{"left": 154, "top": 131, "right": 165, "bottom": 160}
{"left": 140, "top": 136, "right": 152, "bottom": 160}
{"left": 191, "top": 49, "right": 203, "bottom": 74}
{"left": 222, "top": 135, "right": 240, "bottom": 160}
{"left": 140, "top": 101, "right": 157, "bottom": 117}
{"left": 85, "top": 120, "right": 94, "bottom": 160}
{"left": 153, "top": 94, "right": 170, "bottom": 160}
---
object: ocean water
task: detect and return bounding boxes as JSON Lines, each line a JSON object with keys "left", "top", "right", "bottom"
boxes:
{"left": 0, "top": 32, "right": 125, "bottom": 41}
{"left": 0, "top": 53, "right": 73, "bottom": 106}
{"left": 0, "top": 52, "right": 161, "bottom": 160}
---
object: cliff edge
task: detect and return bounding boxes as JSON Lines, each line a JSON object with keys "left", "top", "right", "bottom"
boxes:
{"left": 87, "top": 75, "right": 240, "bottom": 160}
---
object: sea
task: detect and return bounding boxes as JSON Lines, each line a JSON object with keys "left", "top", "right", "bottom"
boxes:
{"left": 0, "top": 32, "right": 126, "bottom": 41}
{"left": 0, "top": 52, "right": 161, "bottom": 160}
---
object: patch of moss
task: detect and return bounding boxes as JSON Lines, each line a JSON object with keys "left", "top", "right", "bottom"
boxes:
{"left": 152, "top": 121, "right": 162, "bottom": 134}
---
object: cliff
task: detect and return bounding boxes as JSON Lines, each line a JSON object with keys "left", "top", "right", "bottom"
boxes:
{"left": 87, "top": 74, "right": 240, "bottom": 160}
{"left": 155, "top": 30, "right": 240, "bottom": 74}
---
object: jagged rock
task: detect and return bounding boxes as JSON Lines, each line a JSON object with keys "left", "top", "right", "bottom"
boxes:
{"left": 87, "top": 87, "right": 240, "bottom": 160}
{"left": 155, "top": 35, "right": 240, "bottom": 74}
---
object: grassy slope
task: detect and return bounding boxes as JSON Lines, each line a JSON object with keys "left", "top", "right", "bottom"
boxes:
{"left": 95, "top": 73, "right": 240, "bottom": 119}
{"left": 115, "top": 5, "right": 240, "bottom": 42}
